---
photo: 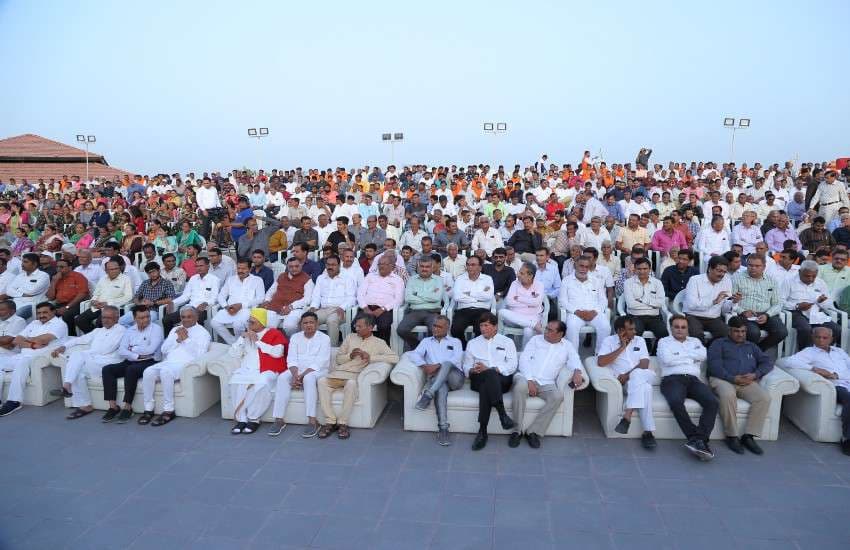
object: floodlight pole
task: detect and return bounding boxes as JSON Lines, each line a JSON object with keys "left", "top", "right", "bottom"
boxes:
{"left": 723, "top": 117, "right": 749, "bottom": 163}
{"left": 483, "top": 122, "right": 507, "bottom": 167}
{"left": 248, "top": 128, "right": 269, "bottom": 173}
{"left": 383, "top": 132, "right": 404, "bottom": 165}
{"left": 77, "top": 134, "right": 95, "bottom": 183}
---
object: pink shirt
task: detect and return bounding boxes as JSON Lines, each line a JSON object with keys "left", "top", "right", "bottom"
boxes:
{"left": 504, "top": 280, "right": 545, "bottom": 318}
{"left": 651, "top": 229, "right": 687, "bottom": 254}
{"left": 357, "top": 272, "right": 404, "bottom": 311}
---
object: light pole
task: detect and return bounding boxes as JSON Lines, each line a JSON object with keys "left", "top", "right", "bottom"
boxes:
{"left": 381, "top": 132, "right": 404, "bottom": 165}
{"left": 722, "top": 117, "right": 750, "bottom": 163}
{"left": 483, "top": 122, "right": 507, "bottom": 168}
{"left": 75, "top": 134, "right": 96, "bottom": 182}
{"left": 248, "top": 127, "right": 269, "bottom": 173}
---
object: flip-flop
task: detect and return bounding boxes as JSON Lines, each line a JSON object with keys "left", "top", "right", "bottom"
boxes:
{"left": 137, "top": 411, "right": 155, "bottom": 425}
{"left": 231, "top": 422, "right": 247, "bottom": 435}
{"left": 151, "top": 411, "right": 176, "bottom": 426}
{"left": 337, "top": 425, "right": 350, "bottom": 440}
{"left": 66, "top": 408, "right": 94, "bottom": 420}
{"left": 243, "top": 421, "right": 260, "bottom": 434}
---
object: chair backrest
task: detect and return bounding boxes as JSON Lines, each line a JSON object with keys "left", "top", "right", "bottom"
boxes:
{"left": 616, "top": 294, "right": 627, "bottom": 316}
{"left": 671, "top": 290, "right": 685, "bottom": 315}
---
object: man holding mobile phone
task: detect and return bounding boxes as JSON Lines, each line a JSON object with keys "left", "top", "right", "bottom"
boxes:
{"left": 683, "top": 255, "right": 738, "bottom": 346}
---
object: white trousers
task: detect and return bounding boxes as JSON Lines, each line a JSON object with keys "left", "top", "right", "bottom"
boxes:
{"left": 565, "top": 313, "right": 611, "bottom": 353}
{"left": 230, "top": 371, "right": 277, "bottom": 422}
{"left": 272, "top": 370, "right": 321, "bottom": 420}
{"left": 141, "top": 360, "right": 185, "bottom": 413}
{"left": 623, "top": 368, "right": 657, "bottom": 432}
{"left": 63, "top": 351, "right": 112, "bottom": 408}
{"left": 499, "top": 309, "right": 543, "bottom": 348}
{"left": 266, "top": 309, "right": 305, "bottom": 336}
{"left": 211, "top": 308, "right": 251, "bottom": 344}
{"left": 0, "top": 353, "right": 36, "bottom": 403}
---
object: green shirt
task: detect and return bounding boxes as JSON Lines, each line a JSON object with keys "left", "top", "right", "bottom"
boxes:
{"left": 404, "top": 274, "right": 444, "bottom": 311}
{"left": 818, "top": 265, "right": 850, "bottom": 294}
{"left": 732, "top": 272, "right": 782, "bottom": 317}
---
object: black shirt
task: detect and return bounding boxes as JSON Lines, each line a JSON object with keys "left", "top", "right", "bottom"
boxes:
{"left": 483, "top": 264, "right": 516, "bottom": 298}
{"left": 660, "top": 265, "right": 699, "bottom": 300}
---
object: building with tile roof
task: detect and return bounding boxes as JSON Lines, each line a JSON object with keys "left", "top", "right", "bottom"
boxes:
{"left": 0, "top": 133, "right": 133, "bottom": 182}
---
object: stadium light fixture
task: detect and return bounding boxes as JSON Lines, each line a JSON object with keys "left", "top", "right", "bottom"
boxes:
{"left": 76, "top": 132, "right": 96, "bottom": 182}
{"left": 247, "top": 127, "right": 270, "bottom": 171}
{"left": 382, "top": 131, "right": 404, "bottom": 163}
{"left": 722, "top": 116, "right": 750, "bottom": 162}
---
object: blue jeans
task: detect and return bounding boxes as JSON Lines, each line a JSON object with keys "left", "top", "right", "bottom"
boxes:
{"left": 424, "top": 361, "right": 465, "bottom": 430}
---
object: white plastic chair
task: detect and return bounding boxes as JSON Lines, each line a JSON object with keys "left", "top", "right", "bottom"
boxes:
{"left": 616, "top": 293, "right": 669, "bottom": 348}
{"left": 499, "top": 298, "right": 549, "bottom": 351}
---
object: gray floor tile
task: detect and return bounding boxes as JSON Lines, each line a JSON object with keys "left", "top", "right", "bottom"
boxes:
{"left": 330, "top": 489, "right": 391, "bottom": 519}
{"left": 610, "top": 532, "right": 677, "bottom": 550}
{"left": 253, "top": 512, "right": 324, "bottom": 547}
{"left": 129, "top": 530, "right": 197, "bottom": 550}
{"left": 312, "top": 515, "right": 378, "bottom": 549}
{"left": 13, "top": 518, "right": 95, "bottom": 550}
{"left": 439, "top": 495, "right": 494, "bottom": 526}
{"left": 551, "top": 531, "right": 614, "bottom": 550}
{"left": 604, "top": 503, "right": 664, "bottom": 535}
{"left": 279, "top": 485, "right": 340, "bottom": 513}
{"left": 229, "top": 480, "right": 291, "bottom": 509}
{"left": 385, "top": 492, "right": 442, "bottom": 523}
{"left": 368, "top": 519, "right": 436, "bottom": 550}
{"left": 429, "top": 523, "right": 493, "bottom": 550}
{"left": 71, "top": 523, "right": 145, "bottom": 550}
{"left": 207, "top": 506, "right": 272, "bottom": 540}
{"left": 443, "top": 472, "right": 498, "bottom": 498}
{"left": 549, "top": 500, "right": 609, "bottom": 534}
{"left": 493, "top": 498, "right": 549, "bottom": 530}
{"left": 657, "top": 505, "right": 727, "bottom": 534}
{"left": 493, "top": 525, "right": 553, "bottom": 550}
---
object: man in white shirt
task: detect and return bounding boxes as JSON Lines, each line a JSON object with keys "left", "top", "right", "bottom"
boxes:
{"left": 48, "top": 305, "right": 125, "bottom": 419}
{"left": 696, "top": 215, "right": 731, "bottom": 259}
{"left": 307, "top": 255, "right": 356, "bottom": 346}
{"left": 579, "top": 216, "right": 611, "bottom": 251}
{"left": 657, "top": 315, "right": 718, "bottom": 461}
{"left": 161, "top": 253, "right": 187, "bottom": 294}
{"left": 509, "top": 321, "right": 583, "bottom": 449}
{"left": 683, "top": 255, "right": 738, "bottom": 344}
{"left": 598, "top": 315, "right": 656, "bottom": 449}
{"left": 268, "top": 311, "right": 331, "bottom": 438}
{"left": 195, "top": 177, "right": 222, "bottom": 239}
{"left": 164, "top": 256, "right": 220, "bottom": 335}
{"left": 766, "top": 249, "right": 799, "bottom": 287}
{"left": 559, "top": 256, "right": 610, "bottom": 353}
{"left": 784, "top": 326, "right": 850, "bottom": 455}
{"left": 208, "top": 247, "right": 236, "bottom": 282}
{"left": 730, "top": 211, "right": 762, "bottom": 256}
{"left": 0, "top": 302, "right": 68, "bottom": 416}
{"left": 450, "top": 256, "right": 494, "bottom": 346}
{"left": 73, "top": 249, "right": 104, "bottom": 293}
{"left": 782, "top": 260, "right": 842, "bottom": 350}
{"left": 0, "top": 299, "right": 27, "bottom": 357}
{"left": 75, "top": 258, "right": 133, "bottom": 334}
{"left": 1, "top": 253, "right": 50, "bottom": 320}
{"left": 138, "top": 306, "right": 211, "bottom": 426}
{"left": 623, "top": 257, "right": 668, "bottom": 348}
{"left": 463, "top": 312, "right": 517, "bottom": 451}
{"left": 471, "top": 217, "right": 504, "bottom": 258}
{"left": 210, "top": 259, "right": 265, "bottom": 344}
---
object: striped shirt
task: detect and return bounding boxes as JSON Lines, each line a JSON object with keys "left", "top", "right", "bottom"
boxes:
{"left": 732, "top": 273, "right": 781, "bottom": 317}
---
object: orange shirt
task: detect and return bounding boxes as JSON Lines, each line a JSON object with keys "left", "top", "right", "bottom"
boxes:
{"left": 54, "top": 271, "right": 89, "bottom": 304}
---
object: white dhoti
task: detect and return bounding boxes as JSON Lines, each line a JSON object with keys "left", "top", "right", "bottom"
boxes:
{"left": 623, "top": 368, "right": 657, "bottom": 432}
{"left": 265, "top": 309, "right": 304, "bottom": 336}
{"left": 272, "top": 369, "right": 322, "bottom": 419}
{"left": 142, "top": 360, "right": 185, "bottom": 413}
{"left": 230, "top": 370, "right": 277, "bottom": 422}
{"left": 566, "top": 313, "right": 611, "bottom": 353}
{"left": 210, "top": 308, "right": 251, "bottom": 344}
{"left": 62, "top": 351, "right": 113, "bottom": 408}
{"left": 499, "top": 309, "right": 543, "bottom": 348}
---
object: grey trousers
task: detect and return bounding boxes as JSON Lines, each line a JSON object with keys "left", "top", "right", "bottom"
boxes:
{"left": 397, "top": 309, "right": 440, "bottom": 351}
{"left": 424, "top": 361, "right": 465, "bottom": 429}
{"left": 511, "top": 374, "right": 564, "bottom": 437}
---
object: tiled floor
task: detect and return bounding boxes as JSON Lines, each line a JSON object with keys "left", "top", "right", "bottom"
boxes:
{"left": 1, "top": 391, "right": 848, "bottom": 550}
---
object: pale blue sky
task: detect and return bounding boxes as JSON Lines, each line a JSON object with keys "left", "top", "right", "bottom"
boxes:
{"left": 2, "top": 0, "right": 848, "bottom": 175}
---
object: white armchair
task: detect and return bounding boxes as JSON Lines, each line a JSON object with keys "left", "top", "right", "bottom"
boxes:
{"left": 5, "top": 350, "right": 62, "bottom": 406}
{"left": 45, "top": 342, "right": 223, "bottom": 417}
{"left": 777, "top": 357, "right": 843, "bottom": 442}
{"left": 206, "top": 346, "right": 392, "bottom": 428}
{"left": 585, "top": 356, "right": 799, "bottom": 440}
{"left": 390, "top": 352, "right": 590, "bottom": 435}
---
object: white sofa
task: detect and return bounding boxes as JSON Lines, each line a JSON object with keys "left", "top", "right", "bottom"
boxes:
{"left": 46, "top": 343, "right": 225, "bottom": 417}
{"left": 777, "top": 357, "right": 843, "bottom": 442}
{"left": 1, "top": 350, "right": 62, "bottom": 406}
{"left": 585, "top": 356, "right": 799, "bottom": 440}
{"left": 206, "top": 347, "right": 393, "bottom": 428}
{"left": 390, "top": 352, "right": 590, "bottom": 435}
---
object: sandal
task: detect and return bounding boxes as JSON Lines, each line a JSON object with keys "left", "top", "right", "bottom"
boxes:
{"left": 66, "top": 408, "right": 94, "bottom": 420}
{"left": 317, "top": 424, "right": 338, "bottom": 439}
{"left": 243, "top": 421, "right": 260, "bottom": 434}
{"left": 151, "top": 411, "right": 176, "bottom": 426}
{"left": 337, "top": 425, "right": 350, "bottom": 440}
{"left": 231, "top": 422, "right": 247, "bottom": 435}
{"left": 138, "top": 411, "right": 155, "bottom": 425}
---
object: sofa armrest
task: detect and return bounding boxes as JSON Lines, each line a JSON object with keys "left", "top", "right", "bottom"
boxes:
{"left": 389, "top": 353, "right": 426, "bottom": 394}
{"left": 584, "top": 356, "right": 623, "bottom": 411}
{"left": 779, "top": 365, "right": 836, "bottom": 400}
{"left": 359, "top": 361, "right": 392, "bottom": 386}
{"left": 556, "top": 364, "right": 590, "bottom": 393}
{"left": 759, "top": 367, "right": 800, "bottom": 397}
{"left": 207, "top": 354, "right": 240, "bottom": 380}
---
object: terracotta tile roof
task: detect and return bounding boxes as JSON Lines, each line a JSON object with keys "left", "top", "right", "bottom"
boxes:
{"left": 0, "top": 134, "right": 133, "bottom": 182}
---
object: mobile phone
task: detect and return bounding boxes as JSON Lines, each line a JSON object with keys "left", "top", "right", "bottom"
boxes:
{"left": 568, "top": 381, "right": 576, "bottom": 389}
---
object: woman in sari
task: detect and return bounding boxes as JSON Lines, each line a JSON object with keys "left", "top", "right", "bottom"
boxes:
{"left": 176, "top": 219, "right": 202, "bottom": 263}
{"left": 120, "top": 223, "right": 145, "bottom": 258}
{"left": 11, "top": 227, "right": 34, "bottom": 255}
{"left": 79, "top": 201, "right": 96, "bottom": 226}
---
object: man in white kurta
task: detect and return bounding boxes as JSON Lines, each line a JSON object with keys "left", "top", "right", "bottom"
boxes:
{"left": 49, "top": 305, "right": 125, "bottom": 418}
{"left": 558, "top": 256, "right": 610, "bottom": 353}
{"left": 268, "top": 311, "right": 331, "bottom": 437}
{"left": 0, "top": 302, "right": 68, "bottom": 416}
{"left": 211, "top": 260, "right": 265, "bottom": 344}
{"left": 597, "top": 315, "right": 656, "bottom": 449}
{"left": 0, "top": 300, "right": 27, "bottom": 357}
{"left": 139, "top": 306, "right": 211, "bottom": 426}
{"left": 227, "top": 309, "right": 288, "bottom": 435}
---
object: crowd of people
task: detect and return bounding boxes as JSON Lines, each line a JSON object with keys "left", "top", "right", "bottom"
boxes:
{"left": 0, "top": 149, "right": 849, "bottom": 458}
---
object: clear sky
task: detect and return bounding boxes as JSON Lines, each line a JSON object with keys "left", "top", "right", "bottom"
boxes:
{"left": 2, "top": 0, "right": 848, "bottom": 175}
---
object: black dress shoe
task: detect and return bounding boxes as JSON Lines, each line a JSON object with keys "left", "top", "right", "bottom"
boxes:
{"left": 508, "top": 432, "right": 522, "bottom": 448}
{"left": 740, "top": 434, "right": 763, "bottom": 455}
{"left": 526, "top": 432, "right": 541, "bottom": 449}
{"left": 726, "top": 436, "right": 745, "bottom": 454}
{"left": 841, "top": 439, "right": 850, "bottom": 456}
{"left": 498, "top": 412, "right": 515, "bottom": 431}
{"left": 641, "top": 432, "right": 657, "bottom": 450}
{"left": 472, "top": 432, "right": 488, "bottom": 451}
